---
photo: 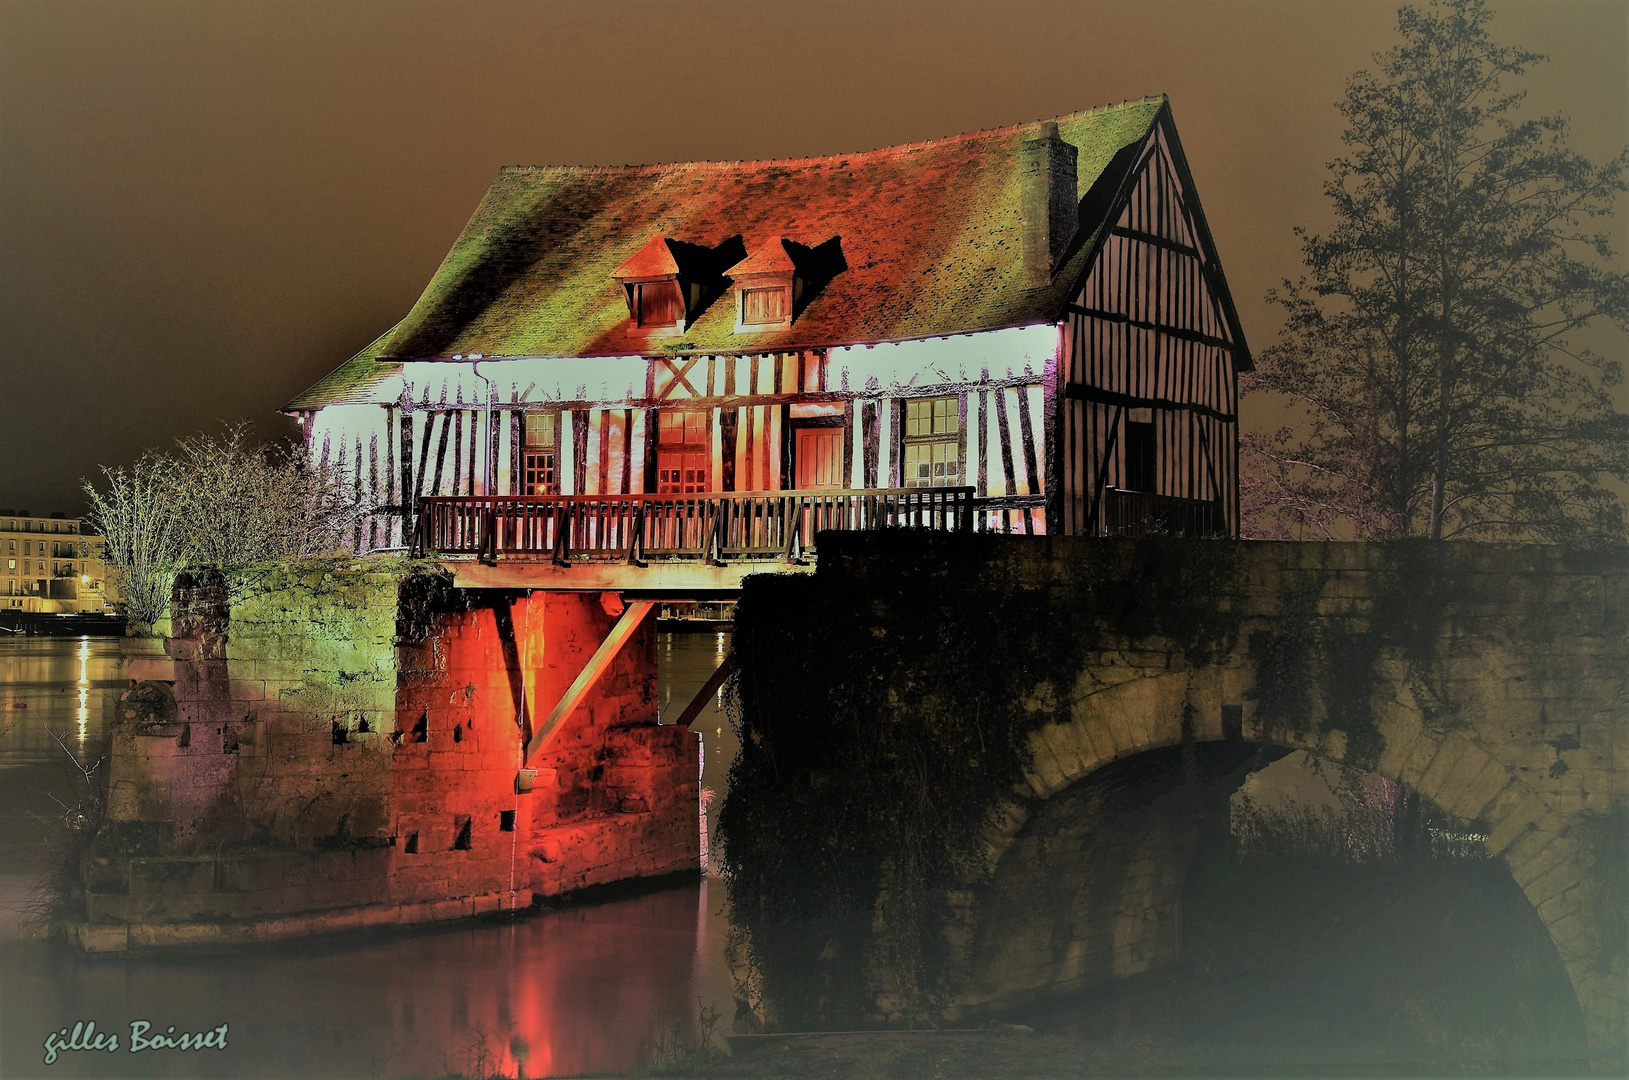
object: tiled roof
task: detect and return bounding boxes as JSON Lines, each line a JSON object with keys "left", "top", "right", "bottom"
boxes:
{"left": 287, "top": 98, "right": 1166, "bottom": 410}
{"left": 732, "top": 240, "right": 798, "bottom": 278}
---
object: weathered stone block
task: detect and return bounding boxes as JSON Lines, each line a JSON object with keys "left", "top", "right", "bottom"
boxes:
{"left": 129, "top": 858, "right": 215, "bottom": 897}
{"left": 76, "top": 923, "right": 129, "bottom": 953}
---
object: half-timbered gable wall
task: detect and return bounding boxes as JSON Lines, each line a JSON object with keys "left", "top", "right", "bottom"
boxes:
{"left": 1058, "top": 120, "right": 1244, "bottom": 537}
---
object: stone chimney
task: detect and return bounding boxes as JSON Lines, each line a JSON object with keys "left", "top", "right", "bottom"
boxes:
{"left": 1020, "top": 121, "right": 1079, "bottom": 287}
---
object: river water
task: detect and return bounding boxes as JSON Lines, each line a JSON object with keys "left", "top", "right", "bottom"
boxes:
{"left": 0, "top": 633, "right": 739, "bottom": 1080}
{"left": 0, "top": 635, "right": 1591, "bottom": 1077}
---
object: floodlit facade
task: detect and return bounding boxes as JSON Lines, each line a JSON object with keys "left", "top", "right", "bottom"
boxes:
{"left": 287, "top": 97, "right": 1251, "bottom": 563}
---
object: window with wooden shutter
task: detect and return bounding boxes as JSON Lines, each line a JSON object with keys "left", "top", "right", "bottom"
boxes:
{"left": 741, "top": 286, "right": 789, "bottom": 326}
{"left": 635, "top": 280, "right": 684, "bottom": 328}
{"left": 902, "top": 397, "right": 962, "bottom": 488}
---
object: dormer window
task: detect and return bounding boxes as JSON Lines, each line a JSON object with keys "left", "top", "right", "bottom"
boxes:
{"left": 612, "top": 234, "right": 745, "bottom": 334}
{"left": 634, "top": 280, "right": 685, "bottom": 328}
{"left": 741, "top": 285, "right": 790, "bottom": 326}
{"left": 732, "top": 237, "right": 846, "bottom": 333}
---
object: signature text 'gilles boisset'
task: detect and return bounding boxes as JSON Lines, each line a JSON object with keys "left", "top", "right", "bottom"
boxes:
{"left": 43, "top": 1020, "right": 229, "bottom": 1064}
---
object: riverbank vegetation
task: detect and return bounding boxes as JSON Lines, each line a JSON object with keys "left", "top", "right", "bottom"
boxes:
{"left": 15, "top": 729, "right": 109, "bottom": 938}
{"left": 82, "top": 423, "right": 371, "bottom": 632}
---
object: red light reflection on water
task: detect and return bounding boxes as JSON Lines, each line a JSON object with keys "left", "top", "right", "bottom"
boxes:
{"left": 370, "top": 883, "right": 720, "bottom": 1078}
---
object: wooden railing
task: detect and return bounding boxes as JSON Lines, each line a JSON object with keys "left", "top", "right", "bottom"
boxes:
{"left": 410, "top": 488, "right": 976, "bottom": 563}
{"left": 1100, "top": 488, "right": 1227, "bottom": 538}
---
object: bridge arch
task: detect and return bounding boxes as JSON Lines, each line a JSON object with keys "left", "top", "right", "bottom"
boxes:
{"left": 961, "top": 665, "right": 1604, "bottom": 1053}
{"left": 727, "top": 536, "right": 1626, "bottom": 1063}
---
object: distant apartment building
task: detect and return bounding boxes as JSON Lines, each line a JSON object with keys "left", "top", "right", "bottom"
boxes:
{"left": 0, "top": 511, "right": 114, "bottom": 613}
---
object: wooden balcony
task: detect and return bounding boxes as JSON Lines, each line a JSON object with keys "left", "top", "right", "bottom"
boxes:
{"left": 1099, "top": 488, "right": 1227, "bottom": 538}
{"left": 410, "top": 488, "right": 974, "bottom": 592}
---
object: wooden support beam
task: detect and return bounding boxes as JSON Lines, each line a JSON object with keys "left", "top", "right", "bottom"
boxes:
{"left": 1109, "top": 225, "right": 1202, "bottom": 262}
{"left": 1084, "top": 404, "right": 1125, "bottom": 536}
{"left": 1065, "top": 381, "right": 1236, "bottom": 424}
{"left": 663, "top": 654, "right": 735, "bottom": 730}
{"left": 521, "top": 599, "right": 654, "bottom": 766}
{"left": 1065, "top": 305, "right": 1237, "bottom": 354}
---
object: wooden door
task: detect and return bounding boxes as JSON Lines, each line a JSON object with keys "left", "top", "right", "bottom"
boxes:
{"left": 795, "top": 428, "right": 843, "bottom": 490}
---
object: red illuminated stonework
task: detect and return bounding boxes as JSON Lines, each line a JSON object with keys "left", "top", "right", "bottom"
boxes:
{"left": 74, "top": 565, "right": 697, "bottom": 953}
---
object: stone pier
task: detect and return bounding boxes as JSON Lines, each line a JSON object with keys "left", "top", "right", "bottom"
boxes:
{"left": 75, "top": 560, "right": 699, "bottom": 953}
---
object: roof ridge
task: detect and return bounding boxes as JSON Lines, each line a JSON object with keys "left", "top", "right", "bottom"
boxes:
{"left": 497, "top": 96, "right": 1167, "bottom": 176}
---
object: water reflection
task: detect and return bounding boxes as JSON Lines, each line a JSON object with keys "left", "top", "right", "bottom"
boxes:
{"left": 76, "top": 637, "right": 90, "bottom": 747}
{"left": 658, "top": 630, "right": 738, "bottom": 875}
{"left": 0, "top": 633, "right": 738, "bottom": 1080}
{"left": 0, "top": 637, "right": 126, "bottom": 770}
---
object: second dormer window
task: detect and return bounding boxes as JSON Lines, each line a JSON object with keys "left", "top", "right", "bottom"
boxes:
{"left": 634, "top": 280, "right": 684, "bottom": 328}
{"left": 740, "top": 286, "right": 789, "bottom": 326}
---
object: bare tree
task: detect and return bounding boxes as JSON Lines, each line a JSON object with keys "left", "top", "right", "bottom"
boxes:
{"left": 170, "top": 424, "right": 368, "bottom": 567}
{"left": 82, "top": 423, "right": 375, "bottom": 630}
{"left": 82, "top": 451, "right": 182, "bottom": 633}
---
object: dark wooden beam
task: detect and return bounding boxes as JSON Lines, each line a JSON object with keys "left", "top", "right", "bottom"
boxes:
{"left": 1109, "top": 225, "right": 1202, "bottom": 262}
{"left": 1065, "top": 381, "right": 1236, "bottom": 424}
{"left": 663, "top": 655, "right": 735, "bottom": 730}
{"left": 1065, "top": 305, "right": 1237, "bottom": 354}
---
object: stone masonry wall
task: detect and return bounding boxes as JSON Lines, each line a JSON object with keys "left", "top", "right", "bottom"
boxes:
{"left": 728, "top": 534, "right": 1626, "bottom": 1058}
{"left": 79, "top": 562, "right": 699, "bottom": 953}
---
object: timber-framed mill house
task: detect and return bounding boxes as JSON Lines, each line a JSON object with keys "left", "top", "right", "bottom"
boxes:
{"left": 287, "top": 96, "right": 1250, "bottom": 580}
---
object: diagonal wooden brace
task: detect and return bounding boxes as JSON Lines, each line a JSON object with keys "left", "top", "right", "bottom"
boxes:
{"left": 519, "top": 599, "right": 654, "bottom": 771}
{"left": 662, "top": 654, "right": 735, "bottom": 730}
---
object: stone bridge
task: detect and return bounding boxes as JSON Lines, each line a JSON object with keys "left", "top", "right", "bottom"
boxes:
{"left": 724, "top": 534, "right": 1627, "bottom": 1063}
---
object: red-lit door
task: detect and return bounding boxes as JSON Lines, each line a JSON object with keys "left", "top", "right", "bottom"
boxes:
{"left": 795, "top": 428, "right": 843, "bottom": 490}
{"left": 795, "top": 428, "right": 844, "bottom": 542}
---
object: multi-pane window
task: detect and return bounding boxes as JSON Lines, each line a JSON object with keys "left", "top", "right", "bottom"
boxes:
{"left": 522, "top": 412, "right": 559, "bottom": 496}
{"left": 741, "top": 286, "right": 789, "bottom": 326}
{"left": 902, "top": 397, "right": 961, "bottom": 488}
{"left": 656, "top": 411, "right": 709, "bottom": 494}
{"left": 634, "top": 280, "right": 684, "bottom": 328}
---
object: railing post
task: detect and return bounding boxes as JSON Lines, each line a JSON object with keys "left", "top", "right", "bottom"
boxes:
{"left": 479, "top": 500, "right": 499, "bottom": 565}
{"left": 784, "top": 495, "right": 801, "bottom": 562}
{"left": 552, "top": 502, "right": 570, "bottom": 566}
{"left": 709, "top": 499, "right": 725, "bottom": 565}
{"left": 627, "top": 499, "right": 646, "bottom": 565}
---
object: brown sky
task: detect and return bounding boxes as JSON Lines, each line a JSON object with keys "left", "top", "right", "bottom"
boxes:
{"left": 1, "top": 0, "right": 1624, "bottom": 514}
